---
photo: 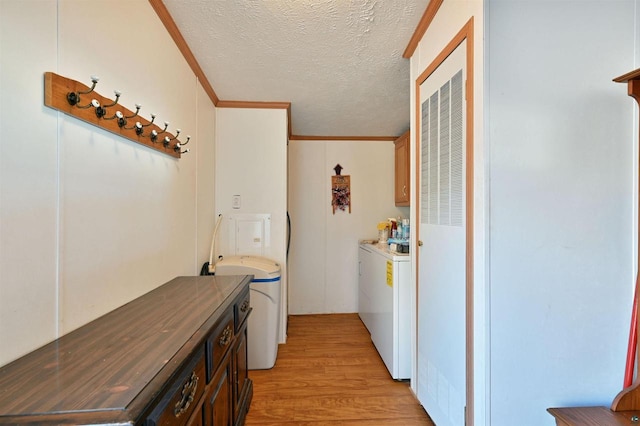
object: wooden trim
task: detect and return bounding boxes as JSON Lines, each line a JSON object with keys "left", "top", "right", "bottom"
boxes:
{"left": 414, "top": 17, "right": 475, "bottom": 426}
{"left": 289, "top": 135, "right": 397, "bottom": 141}
{"left": 148, "top": 0, "right": 220, "bottom": 106}
{"left": 403, "top": 0, "right": 444, "bottom": 59}
{"left": 217, "top": 100, "right": 291, "bottom": 109}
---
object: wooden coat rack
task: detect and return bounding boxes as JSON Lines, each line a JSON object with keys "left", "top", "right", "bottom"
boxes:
{"left": 44, "top": 72, "right": 189, "bottom": 159}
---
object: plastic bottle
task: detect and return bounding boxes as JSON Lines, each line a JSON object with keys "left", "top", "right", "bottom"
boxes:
{"left": 403, "top": 219, "right": 410, "bottom": 240}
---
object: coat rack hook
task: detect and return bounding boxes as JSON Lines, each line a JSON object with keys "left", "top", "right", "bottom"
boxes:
{"left": 174, "top": 143, "right": 190, "bottom": 155}
{"left": 141, "top": 113, "right": 156, "bottom": 127}
{"left": 149, "top": 122, "right": 169, "bottom": 143}
{"left": 125, "top": 103, "right": 141, "bottom": 119}
{"left": 104, "top": 110, "right": 124, "bottom": 121}
{"left": 163, "top": 129, "right": 180, "bottom": 147}
{"left": 131, "top": 114, "right": 155, "bottom": 137}
{"left": 80, "top": 75, "right": 100, "bottom": 94}
{"left": 124, "top": 120, "right": 144, "bottom": 135}
{"left": 102, "top": 90, "right": 121, "bottom": 108}
{"left": 66, "top": 75, "right": 99, "bottom": 106}
{"left": 77, "top": 98, "right": 100, "bottom": 111}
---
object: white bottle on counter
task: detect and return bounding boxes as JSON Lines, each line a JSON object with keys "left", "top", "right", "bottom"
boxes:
{"left": 402, "top": 219, "right": 410, "bottom": 239}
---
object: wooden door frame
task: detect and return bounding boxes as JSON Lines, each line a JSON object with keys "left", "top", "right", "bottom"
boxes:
{"left": 414, "top": 17, "right": 474, "bottom": 426}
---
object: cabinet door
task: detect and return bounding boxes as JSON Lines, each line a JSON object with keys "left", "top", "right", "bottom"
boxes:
{"left": 185, "top": 405, "right": 204, "bottom": 426}
{"left": 204, "top": 351, "right": 232, "bottom": 426}
{"left": 233, "top": 320, "right": 250, "bottom": 425}
{"left": 394, "top": 131, "right": 410, "bottom": 206}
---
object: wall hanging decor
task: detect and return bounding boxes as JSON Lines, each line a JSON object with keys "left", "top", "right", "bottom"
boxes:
{"left": 44, "top": 72, "right": 190, "bottom": 159}
{"left": 331, "top": 163, "right": 351, "bottom": 214}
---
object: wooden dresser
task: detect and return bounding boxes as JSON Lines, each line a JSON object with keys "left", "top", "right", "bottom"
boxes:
{"left": 0, "top": 275, "right": 253, "bottom": 425}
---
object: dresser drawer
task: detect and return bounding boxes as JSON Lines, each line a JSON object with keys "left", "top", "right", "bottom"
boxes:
{"left": 234, "top": 287, "right": 251, "bottom": 331}
{"left": 145, "top": 352, "right": 206, "bottom": 426}
{"left": 206, "top": 309, "right": 234, "bottom": 382}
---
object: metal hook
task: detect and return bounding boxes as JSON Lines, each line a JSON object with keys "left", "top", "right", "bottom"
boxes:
{"left": 125, "top": 103, "right": 142, "bottom": 119}
{"left": 77, "top": 98, "right": 101, "bottom": 112}
{"left": 163, "top": 129, "right": 180, "bottom": 147}
{"left": 124, "top": 120, "right": 144, "bottom": 136}
{"left": 158, "top": 122, "right": 169, "bottom": 135}
{"left": 181, "top": 136, "right": 191, "bottom": 146}
{"left": 174, "top": 143, "right": 190, "bottom": 155}
{"left": 104, "top": 110, "right": 124, "bottom": 121}
{"left": 141, "top": 114, "right": 156, "bottom": 128}
{"left": 67, "top": 75, "right": 99, "bottom": 106}
{"left": 102, "top": 90, "right": 121, "bottom": 108}
{"left": 127, "top": 114, "right": 154, "bottom": 136}
{"left": 149, "top": 122, "right": 169, "bottom": 143}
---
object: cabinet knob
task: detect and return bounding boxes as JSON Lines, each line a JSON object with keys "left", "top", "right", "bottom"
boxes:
{"left": 418, "top": 240, "right": 423, "bottom": 247}
{"left": 218, "top": 325, "right": 233, "bottom": 347}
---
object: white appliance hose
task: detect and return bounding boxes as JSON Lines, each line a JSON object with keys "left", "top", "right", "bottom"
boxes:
{"left": 208, "top": 214, "right": 223, "bottom": 273}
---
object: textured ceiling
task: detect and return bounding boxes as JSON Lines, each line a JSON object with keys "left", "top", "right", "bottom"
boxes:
{"left": 162, "top": 0, "right": 429, "bottom": 138}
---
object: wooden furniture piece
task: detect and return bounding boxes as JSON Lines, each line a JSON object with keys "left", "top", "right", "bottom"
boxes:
{"left": 0, "top": 275, "right": 252, "bottom": 426}
{"left": 548, "top": 66, "right": 640, "bottom": 425}
{"left": 548, "top": 407, "right": 640, "bottom": 425}
{"left": 394, "top": 130, "right": 410, "bottom": 206}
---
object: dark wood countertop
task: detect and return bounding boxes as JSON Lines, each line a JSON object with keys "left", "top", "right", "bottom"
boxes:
{"left": 0, "top": 274, "right": 252, "bottom": 424}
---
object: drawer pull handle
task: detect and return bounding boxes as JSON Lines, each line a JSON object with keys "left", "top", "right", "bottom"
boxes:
{"left": 219, "top": 325, "right": 232, "bottom": 347}
{"left": 240, "top": 300, "right": 250, "bottom": 313}
{"left": 173, "top": 371, "right": 199, "bottom": 418}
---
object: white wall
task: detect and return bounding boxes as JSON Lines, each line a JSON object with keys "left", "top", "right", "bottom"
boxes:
{"left": 288, "top": 139, "right": 407, "bottom": 314}
{"left": 214, "top": 107, "right": 288, "bottom": 342}
{"left": 0, "top": 0, "right": 216, "bottom": 367}
{"left": 486, "top": 2, "right": 637, "bottom": 425}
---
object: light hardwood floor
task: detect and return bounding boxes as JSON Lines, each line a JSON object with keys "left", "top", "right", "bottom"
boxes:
{"left": 245, "top": 314, "right": 434, "bottom": 425}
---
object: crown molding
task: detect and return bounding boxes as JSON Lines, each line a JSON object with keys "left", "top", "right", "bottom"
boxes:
{"left": 403, "top": 0, "right": 444, "bottom": 59}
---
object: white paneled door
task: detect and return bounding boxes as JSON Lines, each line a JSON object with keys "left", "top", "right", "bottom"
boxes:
{"left": 417, "top": 41, "right": 467, "bottom": 426}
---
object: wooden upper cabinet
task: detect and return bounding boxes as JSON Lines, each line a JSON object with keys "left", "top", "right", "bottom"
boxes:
{"left": 394, "top": 130, "right": 410, "bottom": 206}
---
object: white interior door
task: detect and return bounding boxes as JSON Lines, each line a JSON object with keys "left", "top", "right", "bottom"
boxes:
{"left": 417, "top": 41, "right": 467, "bottom": 426}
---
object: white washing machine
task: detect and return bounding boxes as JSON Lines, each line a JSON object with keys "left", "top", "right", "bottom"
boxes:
{"left": 214, "top": 255, "right": 281, "bottom": 370}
